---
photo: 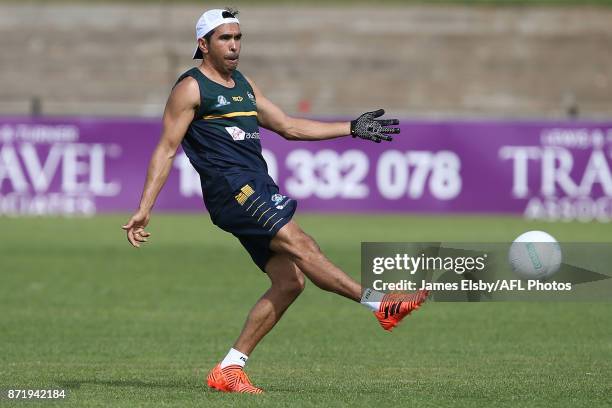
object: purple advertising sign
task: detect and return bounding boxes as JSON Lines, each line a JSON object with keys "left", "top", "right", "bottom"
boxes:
{"left": 0, "top": 117, "right": 611, "bottom": 221}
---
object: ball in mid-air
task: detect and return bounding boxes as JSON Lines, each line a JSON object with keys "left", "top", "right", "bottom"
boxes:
{"left": 508, "top": 231, "right": 562, "bottom": 280}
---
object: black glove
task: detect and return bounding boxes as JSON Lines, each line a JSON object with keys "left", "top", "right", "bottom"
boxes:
{"left": 350, "top": 109, "right": 400, "bottom": 143}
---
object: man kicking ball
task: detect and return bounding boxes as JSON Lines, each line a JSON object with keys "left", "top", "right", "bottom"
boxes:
{"left": 122, "top": 8, "right": 428, "bottom": 394}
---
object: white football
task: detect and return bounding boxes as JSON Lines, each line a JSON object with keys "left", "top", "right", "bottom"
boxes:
{"left": 508, "top": 231, "right": 562, "bottom": 280}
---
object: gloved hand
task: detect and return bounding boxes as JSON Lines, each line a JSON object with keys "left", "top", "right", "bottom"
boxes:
{"left": 350, "top": 109, "right": 400, "bottom": 143}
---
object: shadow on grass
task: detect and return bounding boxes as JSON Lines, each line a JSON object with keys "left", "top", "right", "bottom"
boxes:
{"left": 59, "top": 378, "right": 211, "bottom": 391}
{"left": 59, "top": 378, "right": 310, "bottom": 394}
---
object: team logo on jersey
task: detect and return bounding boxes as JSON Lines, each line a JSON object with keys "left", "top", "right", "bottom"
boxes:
{"left": 271, "top": 193, "right": 291, "bottom": 209}
{"left": 247, "top": 91, "right": 256, "bottom": 106}
{"left": 232, "top": 96, "right": 244, "bottom": 102}
{"left": 215, "top": 95, "right": 231, "bottom": 107}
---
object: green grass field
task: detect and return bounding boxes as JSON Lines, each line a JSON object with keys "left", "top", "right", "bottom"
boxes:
{"left": 1, "top": 214, "right": 611, "bottom": 407}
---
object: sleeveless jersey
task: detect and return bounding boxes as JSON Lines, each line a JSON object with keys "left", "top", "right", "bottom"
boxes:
{"left": 176, "top": 67, "right": 269, "bottom": 192}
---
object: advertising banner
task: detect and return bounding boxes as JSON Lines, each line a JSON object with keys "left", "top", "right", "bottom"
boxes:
{"left": 0, "top": 117, "right": 611, "bottom": 221}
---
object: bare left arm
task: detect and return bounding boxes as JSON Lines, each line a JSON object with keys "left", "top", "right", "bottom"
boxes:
{"left": 271, "top": 115, "right": 350, "bottom": 142}
{"left": 246, "top": 77, "right": 349, "bottom": 141}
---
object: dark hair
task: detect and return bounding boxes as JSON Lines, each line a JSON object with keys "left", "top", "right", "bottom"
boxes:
{"left": 204, "top": 7, "right": 239, "bottom": 42}
{"left": 222, "top": 7, "right": 239, "bottom": 18}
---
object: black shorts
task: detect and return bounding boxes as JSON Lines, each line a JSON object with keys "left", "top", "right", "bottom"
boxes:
{"left": 204, "top": 175, "right": 297, "bottom": 272}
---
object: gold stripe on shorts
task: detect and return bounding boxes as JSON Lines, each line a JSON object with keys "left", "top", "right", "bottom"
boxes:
{"left": 269, "top": 217, "right": 284, "bottom": 231}
{"left": 246, "top": 195, "right": 261, "bottom": 211}
{"left": 257, "top": 207, "right": 271, "bottom": 222}
{"left": 252, "top": 201, "right": 266, "bottom": 216}
{"left": 263, "top": 212, "right": 277, "bottom": 227}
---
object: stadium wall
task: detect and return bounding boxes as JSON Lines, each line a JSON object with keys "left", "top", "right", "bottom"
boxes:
{"left": 1, "top": 4, "right": 611, "bottom": 118}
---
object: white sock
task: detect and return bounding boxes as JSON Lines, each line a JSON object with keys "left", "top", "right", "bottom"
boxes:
{"left": 220, "top": 348, "right": 249, "bottom": 369}
{"left": 361, "top": 288, "right": 386, "bottom": 312}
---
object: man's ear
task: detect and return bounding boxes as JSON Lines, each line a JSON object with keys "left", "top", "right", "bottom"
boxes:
{"left": 198, "top": 38, "right": 208, "bottom": 55}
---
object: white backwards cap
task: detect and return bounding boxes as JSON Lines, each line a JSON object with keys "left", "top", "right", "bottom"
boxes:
{"left": 193, "top": 9, "right": 240, "bottom": 59}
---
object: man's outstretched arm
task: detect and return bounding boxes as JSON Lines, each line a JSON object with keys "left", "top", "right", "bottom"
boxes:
{"left": 246, "top": 77, "right": 399, "bottom": 143}
{"left": 122, "top": 77, "right": 200, "bottom": 248}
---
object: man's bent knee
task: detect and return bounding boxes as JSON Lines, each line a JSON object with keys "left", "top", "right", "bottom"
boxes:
{"left": 266, "top": 253, "right": 307, "bottom": 296}
{"left": 278, "top": 273, "right": 306, "bottom": 296}
{"left": 272, "top": 221, "right": 322, "bottom": 263}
